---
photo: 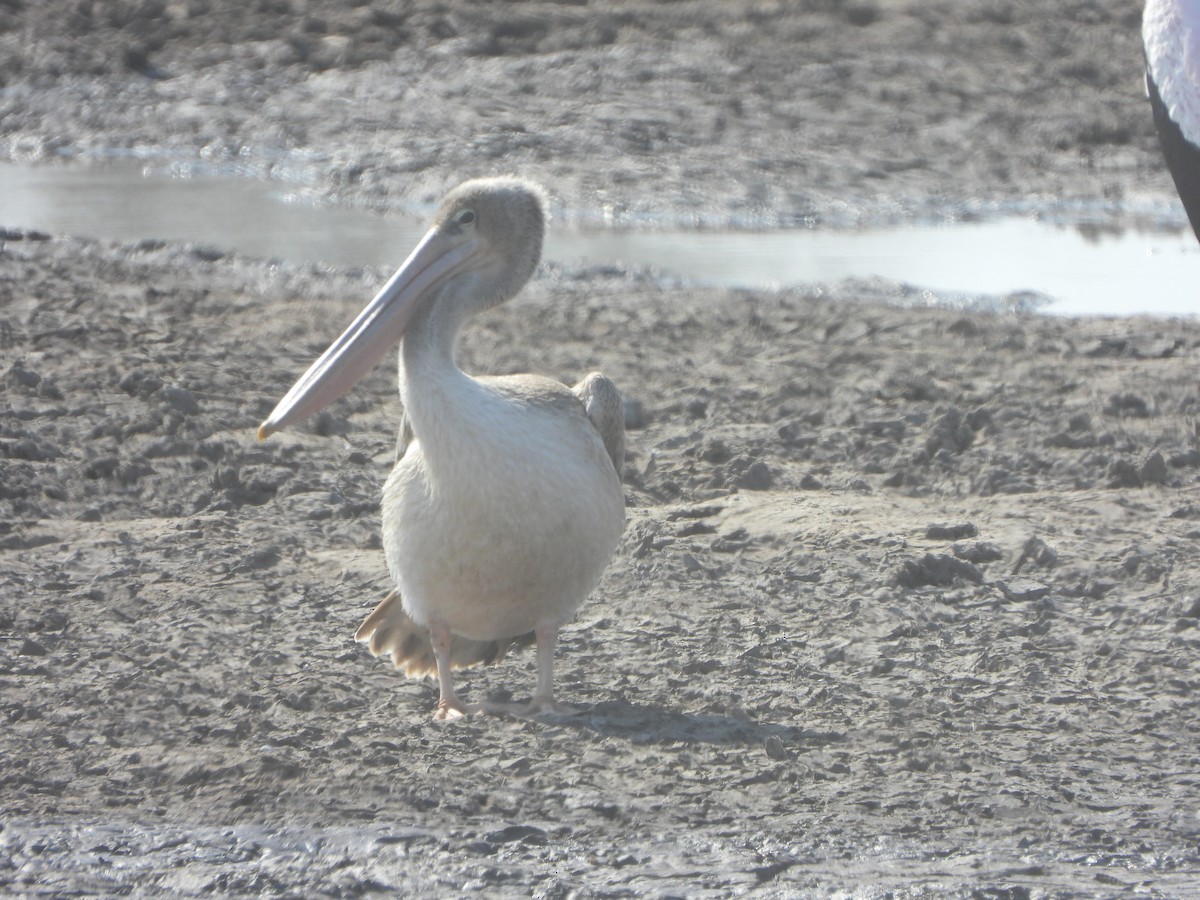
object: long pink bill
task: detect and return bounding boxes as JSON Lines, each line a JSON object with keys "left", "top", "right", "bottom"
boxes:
{"left": 258, "top": 229, "right": 483, "bottom": 440}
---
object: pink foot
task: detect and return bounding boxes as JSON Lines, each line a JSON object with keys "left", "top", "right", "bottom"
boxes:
{"left": 433, "top": 698, "right": 483, "bottom": 721}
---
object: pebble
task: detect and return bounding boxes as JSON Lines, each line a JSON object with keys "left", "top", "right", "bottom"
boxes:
{"left": 953, "top": 541, "right": 1004, "bottom": 564}
{"left": 735, "top": 461, "right": 774, "bottom": 490}
{"left": 893, "top": 553, "right": 983, "bottom": 588}
{"left": 926, "top": 522, "right": 977, "bottom": 540}
{"left": 160, "top": 386, "right": 201, "bottom": 415}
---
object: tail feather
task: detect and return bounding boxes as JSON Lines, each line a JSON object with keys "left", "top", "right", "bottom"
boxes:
{"left": 355, "top": 589, "right": 534, "bottom": 678}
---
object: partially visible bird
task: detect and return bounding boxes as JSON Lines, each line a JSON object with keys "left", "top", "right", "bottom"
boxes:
{"left": 258, "top": 177, "right": 626, "bottom": 720}
{"left": 1144, "top": 0, "right": 1200, "bottom": 241}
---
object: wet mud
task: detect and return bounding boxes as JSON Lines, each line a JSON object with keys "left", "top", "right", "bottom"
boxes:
{"left": 2, "top": 1, "right": 1200, "bottom": 896}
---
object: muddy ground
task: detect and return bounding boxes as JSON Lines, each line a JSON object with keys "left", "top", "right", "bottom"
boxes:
{"left": 0, "top": 0, "right": 1175, "bottom": 224}
{"left": 3, "top": 0, "right": 1200, "bottom": 896}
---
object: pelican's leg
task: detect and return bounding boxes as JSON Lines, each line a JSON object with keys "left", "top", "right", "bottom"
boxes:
{"left": 430, "top": 622, "right": 473, "bottom": 721}
{"left": 477, "top": 623, "right": 582, "bottom": 718}
{"left": 525, "top": 622, "right": 573, "bottom": 715}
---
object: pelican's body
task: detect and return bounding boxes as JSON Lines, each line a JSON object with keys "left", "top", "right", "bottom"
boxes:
{"left": 1144, "top": 0, "right": 1200, "bottom": 240}
{"left": 384, "top": 371, "right": 624, "bottom": 642}
{"left": 259, "top": 177, "right": 625, "bottom": 719}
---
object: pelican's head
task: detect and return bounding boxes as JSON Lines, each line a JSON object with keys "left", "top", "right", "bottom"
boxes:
{"left": 257, "top": 177, "right": 546, "bottom": 440}
{"left": 431, "top": 177, "right": 545, "bottom": 313}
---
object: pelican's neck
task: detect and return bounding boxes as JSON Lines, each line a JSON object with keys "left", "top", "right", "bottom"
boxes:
{"left": 403, "top": 281, "right": 467, "bottom": 366}
{"left": 397, "top": 285, "right": 495, "bottom": 458}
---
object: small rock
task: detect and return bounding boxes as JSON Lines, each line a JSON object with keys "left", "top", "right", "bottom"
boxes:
{"left": 1139, "top": 451, "right": 1168, "bottom": 485}
{"left": 5, "top": 363, "right": 41, "bottom": 390}
{"left": 1107, "top": 458, "right": 1142, "bottom": 489}
{"left": 924, "top": 408, "right": 975, "bottom": 455}
{"left": 314, "top": 411, "right": 346, "bottom": 436}
{"left": 926, "top": 522, "right": 978, "bottom": 540}
{"left": 735, "top": 461, "right": 774, "bottom": 490}
{"left": 859, "top": 418, "right": 905, "bottom": 441}
{"left": 1046, "top": 429, "right": 1096, "bottom": 449}
{"left": 893, "top": 553, "right": 983, "bottom": 588}
{"left": 681, "top": 553, "right": 715, "bottom": 575}
{"left": 1084, "top": 338, "right": 1131, "bottom": 358}
{"left": 2, "top": 438, "right": 60, "bottom": 461}
{"left": 160, "top": 386, "right": 201, "bottom": 415}
{"left": 117, "top": 459, "right": 154, "bottom": 485}
{"left": 118, "top": 369, "right": 163, "bottom": 398}
{"left": 965, "top": 407, "right": 993, "bottom": 432}
{"left": 191, "top": 245, "right": 225, "bottom": 262}
{"left": 1104, "top": 393, "right": 1151, "bottom": 418}
{"left": 701, "top": 438, "right": 731, "bottom": 464}
{"left": 948, "top": 317, "right": 979, "bottom": 337}
{"left": 1169, "top": 448, "right": 1200, "bottom": 468}
{"left": 83, "top": 455, "right": 120, "bottom": 479}
{"left": 1014, "top": 536, "right": 1058, "bottom": 572}
{"left": 953, "top": 541, "right": 1004, "bottom": 564}
{"left": 711, "top": 528, "right": 752, "bottom": 553}
{"left": 763, "top": 735, "right": 789, "bottom": 761}
{"left": 2, "top": 228, "right": 50, "bottom": 242}
{"left": 19, "top": 637, "right": 48, "bottom": 657}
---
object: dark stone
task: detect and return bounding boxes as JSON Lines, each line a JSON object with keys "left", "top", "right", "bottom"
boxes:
{"left": 1139, "top": 451, "right": 1168, "bottom": 485}
{"left": 118, "top": 369, "right": 163, "bottom": 398}
{"left": 953, "top": 541, "right": 1004, "bottom": 564}
{"left": 893, "top": 553, "right": 983, "bottom": 588}
{"left": 735, "top": 461, "right": 774, "bottom": 491}
{"left": 160, "top": 386, "right": 201, "bottom": 415}
{"left": 1103, "top": 393, "right": 1151, "bottom": 418}
{"left": 925, "top": 522, "right": 978, "bottom": 540}
{"left": 1107, "top": 459, "right": 1142, "bottom": 489}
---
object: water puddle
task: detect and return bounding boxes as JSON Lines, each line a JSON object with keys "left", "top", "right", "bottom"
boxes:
{"left": 0, "top": 161, "right": 1196, "bottom": 317}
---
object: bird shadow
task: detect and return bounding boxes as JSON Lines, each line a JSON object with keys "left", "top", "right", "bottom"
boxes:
{"left": 539, "top": 698, "right": 842, "bottom": 748}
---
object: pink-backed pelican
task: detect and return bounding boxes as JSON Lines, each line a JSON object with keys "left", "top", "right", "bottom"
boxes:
{"left": 259, "top": 177, "right": 626, "bottom": 720}
{"left": 1144, "top": 0, "right": 1200, "bottom": 240}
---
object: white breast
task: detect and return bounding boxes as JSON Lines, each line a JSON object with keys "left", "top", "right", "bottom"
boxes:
{"left": 380, "top": 376, "right": 625, "bottom": 641}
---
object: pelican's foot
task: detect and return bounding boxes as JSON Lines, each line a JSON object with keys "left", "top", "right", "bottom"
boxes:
{"left": 481, "top": 696, "right": 582, "bottom": 719}
{"left": 433, "top": 698, "right": 482, "bottom": 722}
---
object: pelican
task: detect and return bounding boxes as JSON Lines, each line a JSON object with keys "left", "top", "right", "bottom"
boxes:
{"left": 1144, "top": 0, "right": 1200, "bottom": 241}
{"left": 258, "top": 177, "right": 626, "bottom": 720}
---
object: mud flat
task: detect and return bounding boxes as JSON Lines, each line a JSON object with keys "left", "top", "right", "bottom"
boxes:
{"left": 0, "top": 0, "right": 1174, "bottom": 224}
{"left": 2, "top": 1, "right": 1200, "bottom": 896}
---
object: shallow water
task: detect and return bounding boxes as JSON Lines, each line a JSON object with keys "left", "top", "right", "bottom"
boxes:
{"left": 0, "top": 161, "right": 1196, "bottom": 317}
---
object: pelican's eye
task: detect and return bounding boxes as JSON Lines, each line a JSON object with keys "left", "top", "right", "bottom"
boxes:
{"left": 455, "top": 209, "right": 476, "bottom": 228}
